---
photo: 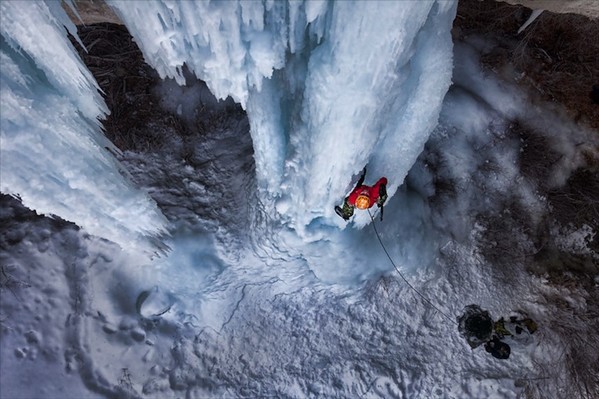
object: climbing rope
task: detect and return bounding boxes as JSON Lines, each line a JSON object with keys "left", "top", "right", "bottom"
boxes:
{"left": 368, "top": 209, "right": 458, "bottom": 325}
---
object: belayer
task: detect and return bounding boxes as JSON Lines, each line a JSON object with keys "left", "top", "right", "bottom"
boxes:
{"left": 458, "top": 304, "right": 538, "bottom": 361}
{"left": 335, "top": 167, "right": 388, "bottom": 221}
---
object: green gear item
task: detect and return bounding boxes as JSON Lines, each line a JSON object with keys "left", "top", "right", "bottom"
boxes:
{"left": 341, "top": 198, "right": 354, "bottom": 219}
{"left": 522, "top": 318, "right": 538, "bottom": 334}
{"left": 494, "top": 318, "right": 512, "bottom": 338}
{"left": 335, "top": 199, "right": 355, "bottom": 221}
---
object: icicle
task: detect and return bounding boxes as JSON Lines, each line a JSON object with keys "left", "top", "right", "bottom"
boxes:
{"left": 518, "top": 9, "right": 544, "bottom": 34}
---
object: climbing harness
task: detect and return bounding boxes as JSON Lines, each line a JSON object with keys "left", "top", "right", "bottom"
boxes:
{"left": 368, "top": 209, "right": 458, "bottom": 325}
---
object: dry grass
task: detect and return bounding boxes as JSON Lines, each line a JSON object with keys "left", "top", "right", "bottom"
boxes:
{"left": 525, "top": 272, "right": 599, "bottom": 399}
{"left": 456, "top": 0, "right": 599, "bottom": 131}
{"left": 68, "top": 23, "right": 246, "bottom": 159}
{"left": 69, "top": 23, "right": 167, "bottom": 151}
{"left": 548, "top": 169, "right": 599, "bottom": 236}
{"left": 484, "top": 131, "right": 598, "bottom": 398}
{"left": 512, "top": 122, "right": 562, "bottom": 189}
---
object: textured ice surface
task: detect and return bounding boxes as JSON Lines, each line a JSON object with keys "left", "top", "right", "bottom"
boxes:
{"left": 0, "top": 1, "right": 168, "bottom": 253}
{"left": 1, "top": 0, "right": 456, "bottom": 249}
{"left": 108, "top": 0, "right": 458, "bottom": 231}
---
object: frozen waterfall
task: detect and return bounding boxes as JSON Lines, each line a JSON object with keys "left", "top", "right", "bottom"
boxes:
{"left": 108, "top": 0, "right": 457, "bottom": 230}
{"left": 0, "top": 0, "right": 457, "bottom": 248}
{"left": 0, "top": 1, "right": 169, "bottom": 253}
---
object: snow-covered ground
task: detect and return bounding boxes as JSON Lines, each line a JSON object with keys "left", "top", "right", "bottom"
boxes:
{"left": 1, "top": 1, "right": 598, "bottom": 399}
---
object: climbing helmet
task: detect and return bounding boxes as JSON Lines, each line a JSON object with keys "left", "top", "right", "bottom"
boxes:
{"left": 356, "top": 193, "right": 371, "bottom": 209}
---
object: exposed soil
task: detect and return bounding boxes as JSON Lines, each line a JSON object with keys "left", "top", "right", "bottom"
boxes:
{"left": 69, "top": 23, "right": 167, "bottom": 152}
{"left": 68, "top": 23, "right": 245, "bottom": 155}
{"left": 455, "top": 0, "right": 599, "bottom": 131}
{"left": 454, "top": 1, "right": 599, "bottom": 295}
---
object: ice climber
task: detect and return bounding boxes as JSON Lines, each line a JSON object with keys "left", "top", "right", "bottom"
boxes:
{"left": 335, "top": 167, "right": 388, "bottom": 221}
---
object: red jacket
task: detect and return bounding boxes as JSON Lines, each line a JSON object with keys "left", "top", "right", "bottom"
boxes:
{"left": 348, "top": 177, "right": 387, "bottom": 208}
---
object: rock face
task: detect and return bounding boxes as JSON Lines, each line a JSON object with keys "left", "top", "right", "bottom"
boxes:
{"left": 63, "top": 0, "right": 121, "bottom": 25}
{"left": 499, "top": 0, "right": 599, "bottom": 19}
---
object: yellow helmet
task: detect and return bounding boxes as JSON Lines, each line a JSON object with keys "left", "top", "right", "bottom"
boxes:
{"left": 355, "top": 194, "right": 370, "bottom": 210}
